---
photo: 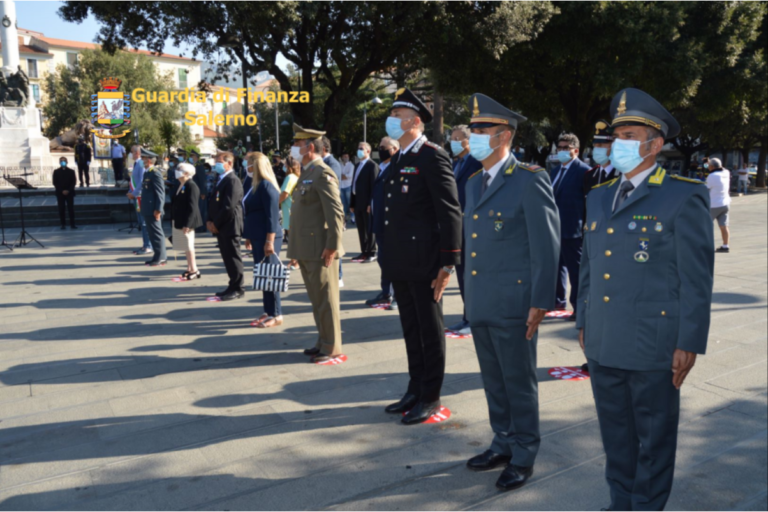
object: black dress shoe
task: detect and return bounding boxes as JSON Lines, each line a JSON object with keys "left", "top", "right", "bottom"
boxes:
{"left": 365, "top": 292, "right": 392, "bottom": 306}
{"left": 466, "top": 450, "right": 511, "bottom": 471}
{"left": 215, "top": 288, "right": 232, "bottom": 297}
{"left": 495, "top": 465, "right": 533, "bottom": 491}
{"left": 220, "top": 289, "right": 244, "bottom": 301}
{"left": 350, "top": 253, "right": 365, "bottom": 262}
{"left": 304, "top": 347, "right": 321, "bottom": 356}
{"left": 581, "top": 362, "right": 590, "bottom": 373}
{"left": 363, "top": 254, "right": 377, "bottom": 263}
{"left": 402, "top": 400, "right": 440, "bottom": 425}
{"left": 386, "top": 299, "right": 398, "bottom": 311}
{"left": 385, "top": 393, "right": 418, "bottom": 414}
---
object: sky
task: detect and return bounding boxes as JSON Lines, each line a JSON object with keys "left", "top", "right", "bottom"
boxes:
{"left": 15, "top": 1, "right": 289, "bottom": 83}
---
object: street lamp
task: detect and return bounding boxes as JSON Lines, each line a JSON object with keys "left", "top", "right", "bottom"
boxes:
{"left": 364, "top": 96, "right": 383, "bottom": 144}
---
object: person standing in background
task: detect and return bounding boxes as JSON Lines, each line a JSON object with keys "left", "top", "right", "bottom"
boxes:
{"left": 279, "top": 156, "right": 301, "bottom": 253}
{"left": 190, "top": 150, "right": 208, "bottom": 234}
{"left": 138, "top": 148, "right": 167, "bottom": 266}
{"left": 706, "top": 157, "right": 732, "bottom": 253}
{"left": 736, "top": 163, "right": 750, "bottom": 195}
{"left": 208, "top": 151, "right": 245, "bottom": 301}
{"left": 52, "top": 157, "right": 78, "bottom": 230}
{"left": 243, "top": 152, "right": 284, "bottom": 328}
{"left": 340, "top": 153, "right": 354, "bottom": 225}
{"left": 321, "top": 136, "right": 345, "bottom": 286}
{"left": 170, "top": 162, "right": 203, "bottom": 280}
{"left": 583, "top": 121, "right": 618, "bottom": 194}
{"left": 350, "top": 142, "right": 379, "bottom": 263}
{"left": 272, "top": 152, "right": 286, "bottom": 186}
{"left": 74, "top": 136, "right": 91, "bottom": 188}
{"left": 111, "top": 140, "right": 127, "bottom": 186}
{"left": 128, "top": 145, "right": 153, "bottom": 255}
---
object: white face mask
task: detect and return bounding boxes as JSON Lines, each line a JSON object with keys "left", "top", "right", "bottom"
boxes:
{"left": 174, "top": 170, "right": 185, "bottom": 180}
{"left": 290, "top": 145, "right": 304, "bottom": 161}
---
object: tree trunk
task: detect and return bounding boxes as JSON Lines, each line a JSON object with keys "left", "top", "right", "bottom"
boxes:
{"left": 432, "top": 89, "right": 444, "bottom": 145}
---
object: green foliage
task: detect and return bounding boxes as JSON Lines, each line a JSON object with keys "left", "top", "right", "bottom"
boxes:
{"left": 41, "top": 48, "right": 182, "bottom": 149}
{"left": 158, "top": 119, "right": 180, "bottom": 159}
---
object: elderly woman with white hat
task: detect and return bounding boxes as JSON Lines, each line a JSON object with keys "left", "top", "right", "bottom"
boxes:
{"left": 171, "top": 162, "right": 204, "bottom": 279}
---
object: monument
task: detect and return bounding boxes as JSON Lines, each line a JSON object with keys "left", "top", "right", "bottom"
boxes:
{"left": 0, "top": 0, "right": 56, "bottom": 188}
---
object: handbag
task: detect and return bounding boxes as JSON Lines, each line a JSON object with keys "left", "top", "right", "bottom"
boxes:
{"left": 253, "top": 254, "right": 291, "bottom": 292}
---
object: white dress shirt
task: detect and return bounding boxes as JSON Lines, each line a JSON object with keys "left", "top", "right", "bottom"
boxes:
{"left": 482, "top": 155, "right": 508, "bottom": 188}
{"left": 340, "top": 161, "right": 354, "bottom": 189}
{"left": 612, "top": 162, "right": 656, "bottom": 210}
{"left": 551, "top": 158, "right": 574, "bottom": 189}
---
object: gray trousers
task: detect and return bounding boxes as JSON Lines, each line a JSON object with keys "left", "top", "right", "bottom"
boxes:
{"left": 142, "top": 215, "right": 167, "bottom": 262}
{"left": 471, "top": 325, "right": 539, "bottom": 467}
{"left": 588, "top": 359, "right": 680, "bottom": 511}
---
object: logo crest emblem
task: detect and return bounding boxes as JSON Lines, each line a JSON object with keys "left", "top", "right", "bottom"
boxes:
{"left": 634, "top": 251, "right": 649, "bottom": 263}
{"left": 494, "top": 220, "right": 503, "bottom": 232}
{"left": 639, "top": 238, "right": 649, "bottom": 251}
{"left": 473, "top": 97, "right": 480, "bottom": 117}
{"left": 617, "top": 91, "right": 627, "bottom": 116}
{"left": 91, "top": 77, "right": 131, "bottom": 139}
{"left": 655, "top": 222, "right": 663, "bottom": 232}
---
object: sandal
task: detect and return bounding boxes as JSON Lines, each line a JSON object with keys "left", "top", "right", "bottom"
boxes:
{"left": 186, "top": 270, "right": 202, "bottom": 280}
{"left": 250, "top": 313, "right": 270, "bottom": 327}
{"left": 255, "top": 316, "right": 284, "bottom": 329}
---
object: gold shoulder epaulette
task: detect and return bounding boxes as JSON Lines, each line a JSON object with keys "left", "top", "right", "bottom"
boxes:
{"left": 468, "top": 170, "right": 482, "bottom": 180}
{"left": 592, "top": 178, "right": 618, "bottom": 189}
{"left": 670, "top": 175, "right": 705, "bottom": 184}
{"left": 519, "top": 162, "right": 543, "bottom": 173}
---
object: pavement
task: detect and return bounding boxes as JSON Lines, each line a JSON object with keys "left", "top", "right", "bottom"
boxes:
{"left": 0, "top": 193, "right": 765, "bottom": 511}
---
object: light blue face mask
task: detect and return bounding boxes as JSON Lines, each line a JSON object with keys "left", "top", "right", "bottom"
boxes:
{"left": 450, "top": 140, "right": 465, "bottom": 156}
{"left": 189, "top": 157, "right": 194, "bottom": 163}
{"left": 385, "top": 116, "right": 409, "bottom": 140}
{"left": 357, "top": 149, "right": 365, "bottom": 159}
{"left": 60, "top": 162, "right": 67, "bottom": 167}
{"left": 213, "top": 162, "right": 226, "bottom": 175}
{"left": 468, "top": 132, "right": 502, "bottom": 161}
{"left": 592, "top": 147, "right": 610, "bottom": 166}
{"left": 611, "top": 139, "right": 651, "bottom": 174}
{"left": 557, "top": 150, "right": 572, "bottom": 163}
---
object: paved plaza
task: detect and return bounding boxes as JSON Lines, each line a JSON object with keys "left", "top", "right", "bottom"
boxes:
{"left": 0, "top": 193, "right": 766, "bottom": 511}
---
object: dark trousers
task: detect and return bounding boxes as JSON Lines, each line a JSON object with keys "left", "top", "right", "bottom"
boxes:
{"left": 56, "top": 194, "right": 75, "bottom": 227}
{"left": 391, "top": 280, "right": 446, "bottom": 403}
{"left": 556, "top": 237, "right": 583, "bottom": 312}
{"left": 377, "top": 243, "right": 392, "bottom": 295}
{"left": 472, "top": 324, "right": 539, "bottom": 467}
{"left": 456, "top": 238, "right": 467, "bottom": 323}
{"left": 77, "top": 163, "right": 89, "bottom": 186}
{"left": 196, "top": 199, "right": 208, "bottom": 233}
{"left": 217, "top": 234, "right": 244, "bottom": 291}
{"left": 251, "top": 237, "right": 283, "bottom": 316}
{"left": 354, "top": 205, "right": 376, "bottom": 254}
{"left": 112, "top": 158, "right": 125, "bottom": 182}
{"left": 142, "top": 215, "right": 167, "bottom": 262}
{"left": 588, "top": 359, "right": 680, "bottom": 511}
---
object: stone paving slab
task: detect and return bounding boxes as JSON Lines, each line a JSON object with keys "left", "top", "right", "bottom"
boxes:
{"left": 0, "top": 193, "right": 765, "bottom": 510}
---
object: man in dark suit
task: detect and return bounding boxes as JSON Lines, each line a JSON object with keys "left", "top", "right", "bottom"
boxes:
{"left": 190, "top": 150, "right": 208, "bottom": 234}
{"left": 350, "top": 142, "right": 379, "bottom": 263}
{"left": 74, "top": 136, "right": 91, "bottom": 187}
{"left": 379, "top": 88, "right": 462, "bottom": 425}
{"left": 550, "top": 132, "right": 591, "bottom": 320}
{"left": 367, "top": 136, "right": 400, "bottom": 310}
{"left": 52, "top": 157, "right": 78, "bottom": 230}
{"left": 207, "top": 151, "right": 245, "bottom": 301}
{"left": 446, "top": 124, "right": 483, "bottom": 335}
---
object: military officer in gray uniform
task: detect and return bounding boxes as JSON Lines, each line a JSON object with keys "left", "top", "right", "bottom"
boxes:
{"left": 139, "top": 147, "right": 167, "bottom": 266}
{"left": 577, "top": 88, "right": 714, "bottom": 511}
{"left": 462, "top": 93, "right": 560, "bottom": 492}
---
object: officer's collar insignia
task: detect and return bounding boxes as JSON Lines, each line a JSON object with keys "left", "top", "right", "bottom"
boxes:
{"left": 411, "top": 136, "right": 426, "bottom": 154}
{"left": 505, "top": 162, "right": 517, "bottom": 175}
{"left": 591, "top": 221, "right": 597, "bottom": 231}
{"left": 617, "top": 91, "right": 627, "bottom": 116}
{"left": 468, "top": 170, "right": 482, "bottom": 180}
{"left": 473, "top": 97, "right": 480, "bottom": 117}
{"left": 648, "top": 166, "right": 666, "bottom": 186}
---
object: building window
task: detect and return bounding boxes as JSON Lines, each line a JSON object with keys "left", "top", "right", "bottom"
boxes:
{"left": 27, "top": 59, "right": 38, "bottom": 78}
{"left": 66, "top": 52, "right": 78, "bottom": 68}
{"left": 31, "top": 84, "right": 40, "bottom": 102}
{"left": 178, "top": 68, "right": 187, "bottom": 89}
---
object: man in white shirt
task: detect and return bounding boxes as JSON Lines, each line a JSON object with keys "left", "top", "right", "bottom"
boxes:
{"left": 736, "top": 164, "right": 750, "bottom": 195}
{"left": 340, "top": 153, "right": 355, "bottom": 224}
{"left": 706, "top": 157, "right": 732, "bottom": 253}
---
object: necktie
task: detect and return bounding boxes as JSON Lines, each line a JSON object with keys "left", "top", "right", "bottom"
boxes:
{"left": 481, "top": 172, "right": 492, "bottom": 197}
{"left": 614, "top": 180, "right": 635, "bottom": 212}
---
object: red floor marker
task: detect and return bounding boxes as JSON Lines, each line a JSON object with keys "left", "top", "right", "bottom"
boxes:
{"left": 548, "top": 366, "right": 590, "bottom": 381}
{"left": 315, "top": 354, "right": 348, "bottom": 366}
{"left": 368, "top": 303, "right": 390, "bottom": 310}
{"left": 445, "top": 330, "right": 472, "bottom": 339}
{"left": 545, "top": 310, "right": 573, "bottom": 318}
{"left": 206, "top": 296, "right": 222, "bottom": 302}
{"left": 171, "top": 277, "right": 185, "bottom": 282}
{"left": 402, "top": 405, "right": 452, "bottom": 424}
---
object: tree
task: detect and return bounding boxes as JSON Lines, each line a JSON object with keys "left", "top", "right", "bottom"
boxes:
{"left": 41, "top": 48, "right": 182, "bottom": 149}
{"left": 158, "top": 119, "right": 180, "bottom": 160}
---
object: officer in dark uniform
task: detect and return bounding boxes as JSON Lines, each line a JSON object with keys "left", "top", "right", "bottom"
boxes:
{"left": 379, "top": 88, "right": 462, "bottom": 424}
{"left": 578, "top": 88, "right": 714, "bottom": 511}
{"left": 462, "top": 94, "right": 560, "bottom": 492}
{"left": 190, "top": 149, "right": 208, "bottom": 233}
{"left": 583, "top": 120, "right": 618, "bottom": 194}
{"left": 139, "top": 148, "right": 167, "bottom": 266}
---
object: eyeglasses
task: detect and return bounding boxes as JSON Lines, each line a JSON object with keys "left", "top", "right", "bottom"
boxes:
{"left": 556, "top": 145, "right": 573, "bottom": 150}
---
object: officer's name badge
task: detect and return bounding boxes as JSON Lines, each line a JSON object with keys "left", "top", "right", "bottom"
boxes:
{"left": 400, "top": 167, "right": 419, "bottom": 174}
{"left": 494, "top": 219, "right": 504, "bottom": 232}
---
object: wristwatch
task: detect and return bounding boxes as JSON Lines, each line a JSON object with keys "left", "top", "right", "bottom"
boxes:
{"left": 441, "top": 266, "right": 455, "bottom": 275}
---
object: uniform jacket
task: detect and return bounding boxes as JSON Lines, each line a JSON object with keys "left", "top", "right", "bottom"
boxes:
{"left": 454, "top": 153, "right": 483, "bottom": 212}
{"left": 193, "top": 163, "right": 208, "bottom": 198}
{"left": 464, "top": 154, "right": 560, "bottom": 327}
{"left": 550, "top": 157, "right": 591, "bottom": 239}
{"left": 171, "top": 180, "right": 203, "bottom": 231}
{"left": 371, "top": 160, "right": 394, "bottom": 236}
{"left": 139, "top": 166, "right": 166, "bottom": 217}
{"left": 74, "top": 143, "right": 91, "bottom": 165}
{"left": 52, "top": 166, "right": 77, "bottom": 197}
{"left": 286, "top": 159, "right": 345, "bottom": 261}
{"left": 242, "top": 180, "right": 281, "bottom": 244}
{"left": 577, "top": 167, "right": 714, "bottom": 371}
{"left": 208, "top": 172, "right": 244, "bottom": 237}
{"left": 378, "top": 136, "right": 462, "bottom": 282}
{"left": 350, "top": 159, "right": 379, "bottom": 210}
{"left": 583, "top": 164, "right": 618, "bottom": 197}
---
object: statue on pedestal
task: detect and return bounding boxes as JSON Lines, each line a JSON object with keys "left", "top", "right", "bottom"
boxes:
{"left": 0, "top": 65, "right": 29, "bottom": 107}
